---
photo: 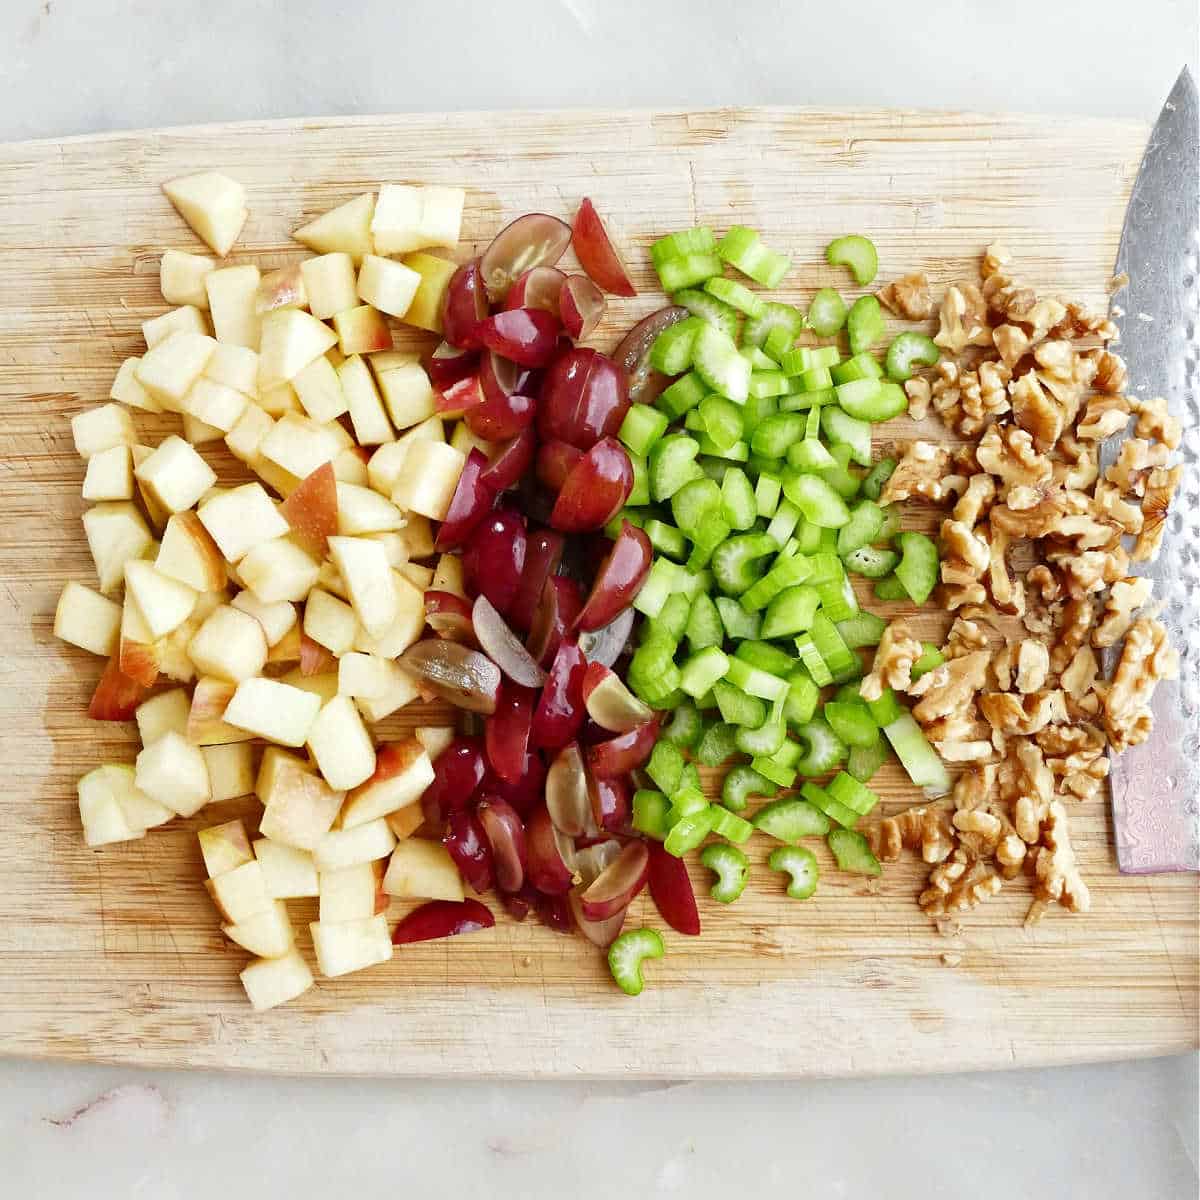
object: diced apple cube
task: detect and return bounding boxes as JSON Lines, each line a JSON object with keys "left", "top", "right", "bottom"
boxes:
{"left": 366, "top": 419, "right": 442, "bottom": 494}
{"left": 328, "top": 535, "right": 397, "bottom": 638}
{"left": 133, "top": 434, "right": 217, "bottom": 513}
{"left": 258, "top": 309, "right": 338, "bottom": 389}
{"left": 258, "top": 382, "right": 302, "bottom": 417}
{"left": 397, "top": 512, "right": 436, "bottom": 559}
{"left": 369, "top": 184, "right": 423, "bottom": 254}
{"left": 82, "top": 502, "right": 154, "bottom": 594}
{"left": 414, "top": 726, "right": 456, "bottom": 760}
{"left": 71, "top": 403, "right": 135, "bottom": 460}
{"left": 418, "top": 186, "right": 466, "bottom": 249}
{"left": 256, "top": 263, "right": 308, "bottom": 315}
{"left": 335, "top": 482, "right": 402, "bottom": 534}
{"left": 201, "top": 743, "right": 258, "bottom": 803}
{"left": 318, "top": 862, "right": 382, "bottom": 922}
{"left": 382, "top": 838, "right": 464, "bottom": 901}
{"left": 135, "top": 331, "right": 217, "bottom": 411}
{"left": 356, "top": 254, "right": 420, "bottom": 319}
{"left": 225, "top": 403, "right": 274, "bottom": 464}
{"left": 109, "top": 357, "right": 160, "bottom": 413}
{"left": 307, "top": 696, "right": 376, "bottom": 791}
{"left": 162, "top": 171, "right": 247, "bottom": 257}
{"left": 355, "top": 659, "right": 421, "bottom": 723}
{"left": 135, "top": 687, "right": 191, "bottom": 744}
{"left": 223, "top": 899, "right": 295, "bottom": 958}
{"left": 259, "top": 412, "right": 343, "bottom": 479}
{"left": 267, "top": 622, "right": 302, "bottom": 666}
{"left": 334, "top": 354, "right": 392, "bottom": 448}
{"left": 143, "top": 304, "right": 209, "bottom": 350}
{"left": 254, "top": 838, "right": 319, "bottom": 898}
{"left": 182, "top": 413, "right": 223, "bottom": 445}
{"left": 449, "top": 421, "right": 494, "bottom": 460}
{"left": 332, "top": 305, "right": 391, "bottom": 359}
{"left": 313, "top": 818, "right": 396, "bottom": 873}
{"left": 299, "top": 253, "right": 358, "bottom": 320}
{"left": 53, "top": 581, "right": 120, "bottom": 657}
{"left": 293, "top": 192, "right": 375, "bottom": 263}
{"left": 160, "top": 249, "right": 216, "bottom": 309}
{"left": 185, "top": 378, "right": 248, "bottom": 432}
{"left": 255, "top": 744, "right": 311, "bottom": 797}
{"left": 187, "top": 604, "right": 268, "bottom": 683}
{"left": 333, "top": 447, "right": 370, "bottom": 486}
{"left": 136, "top": 730, "right": 211, "bottom": 817}
{"left": 204, "top": 342, "right": 259, "bottom": 394}
{"left": 124, "top": 560, "right": 198, "bottom": 638}
{"left": 337, "top": 651, "right": 391, "bottom": 699}
{"left": 197, "top": 481, "right": 289, "bottom": 563}
{"left": 351, "top": 570, "right": 424, "bottom": 658}
{"left": 230, "top": 591, "right": 296, "bottom": 646}
{"left": 81, "top": 444, "right": 133, "bottom": 502}
{"left": 103, "top": 762, "right": 175, "bottom": 831}
{"left": 77, "top": 766, "right": 142, "bottom": 847}
{"left": 224, "top": 676, "right": 322, "bottom": 747}
{"left": 238, "top": 536, "right": 321, "bottom": 603}
{"left": 156, "top": 510, "right": 227, "bottom": 592}
{"left": 362, "top": 530, "right": 408, "bottom": 568}
{"left": 310, "top": 914, "right": 392, "bottom": 978}
{"left": 292, "top": 355, "right": 348, "bottom": 423}
{"left": 259, "top": 765, "right": 343, "bottom": 852}
{"left": 198, "top": 818, "right": 254, "bottom": 877}
{"left": 303, "top": 587, "right": 358, "bottom": 656}
{"left": 399, "top": 252, "right": 457, "bottom": 333}
{"left": 398, "top": 561, "right": 434, "bottom": 590}
{"left": 432, "top": 553, "right": 466, "bottom": 597}
{"left": 370, "top": 353, "right": 434, "bottom": 430}
{"left": 205, "top": 263, "right": 262, "bottom": 349}
{"left": 186, "top": 676, "right": 253, "bottom": 745}
{"left": 340, "top": 738, "right": 433, "bottom": 830}
{"left": 386, "top": 806, "right": 423, "bottom": 843}
{"left": 206, "top": 860, "right": 272, "bottom": 923}
{"left": 240, "top": 949, "right": 314, "bottom": 1011}
{"left": 390, "top": 439, "right": 465, "bottom": 520}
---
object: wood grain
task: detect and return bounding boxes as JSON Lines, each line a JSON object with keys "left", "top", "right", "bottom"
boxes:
{"left": 0, "top": 108, "right": 1195, "bottom": 1077}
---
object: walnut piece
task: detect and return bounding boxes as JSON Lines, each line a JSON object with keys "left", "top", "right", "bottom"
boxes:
{"left": 1015, "top": 640, "right": 1050, "bottom": 693}
{"left": 1132, "top": 396, "right": 1181, "bottom": 450}
{"left": 877, "top": 272, "right": 934, "bottom": 320}
{"left": 975, "top": 424, "right": 1052, "bottom": 494}
{"left": 1093, "top": 577, "right": 1152, "bottom": 648}
{"left": 1100, "top": 617, "right": 1179, "bottom": 752}
{"left": 1105, "top": 438, "right": 1169, "bottom": 495}
{"left": 919, "top": 849, "right": 1003, "bottom": 916}
{"left": 904, "top": 376, "right": 931, "bottom": 421}
{"left": 1132, "top": 466, "right": 1182, "bottom": 563}
{"left": 867, "top": 805, "right": 954, "bottom": 865}
{"left": 910, "top": 650, "right": 991, "bottom": 724}
{"left": 933, "top": 284, "right": 993, "bottom": 354}
{"left": 881, "top": 441, "right": 962, "bottom": 504}
{"left": 1026, "top": 802, "right": 1090, "bottom": 923}
{"left": 860, "top": 620, "right": 923, "bottom": 702}
{"left": 1076, "top": 393, "right": 1132, "bottom": 441}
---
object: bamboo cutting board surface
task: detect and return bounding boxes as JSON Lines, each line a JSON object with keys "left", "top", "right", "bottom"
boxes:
{"left": 0, "top": 108, "right": 1196, "bottom": 1078}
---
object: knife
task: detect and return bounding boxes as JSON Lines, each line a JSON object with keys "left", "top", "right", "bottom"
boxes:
{"left": 1103, "top": 66, "right": 1199, "bottom": 874}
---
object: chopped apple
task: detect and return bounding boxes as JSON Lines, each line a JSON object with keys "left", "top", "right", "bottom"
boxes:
{"left": 256, "top": 745, "right": 311, "bottom": 796}
{"left": 237, "top": 536, "right": 321, "bottom": 603}
{"left": 310, "top": 914, "right": 392, "bottom": 978}
{"left": 197, "top": 481, "right": 290, "bottom": 563}
{"left": 205, "top": 263, "right": 262, "bottom": 349}
{"left": 198, "top": 818, "right": 254, "bottom": 877}
{"left": 133, "top": 434, "right": 217, "bottom": 514}
{"left": 225, "top": 403, "right": 274, "bottom": 465}
{"left": 254, "top": 837, "right": 319, "bottom": 898}
{"left": 187, "top": 676, "right": 256, "bottom": 745}
{"left": 119, "top": 592, "right": 159, "bottom": 686}
{"left": 280, "top": 667, "right": 340, "bottom": 704}
{"left": 399, "top": 561, "right": 434, "bottom": 590}
{"left": 335, "top": 482, "right": 403, "bottom": 534}
{"left": 80, "top": 443, "right": 134, "bottom": 502}
{"left": 109, "top": 357, "right": 161, "bottom": 413}
{"left": 230, "top": 591, "right": 296, "bottom": 646}
{"left": 399, "top": 252, "right": 457, "bottom": 333}
{"left": 449, "top": 421, "right": 494, "bottom": 460}
{"left": 337, "top": 651, "right": 391, "bottom": 700}
{"left": 316, "top": 560, "right": 350, "bottom": 601}
{"left": 356, "top": 254, "right": 421, "bottom": 319}
{"left": 88, "top": 654, "right": 148, "bottom": 720}
{"left": 267, "top": 623, "right": 302, "bottom": 666}
{"left": 386, "top": 805, "right": 424, "bottom": 841}
{"left": 203, "top": 342, "right": 258, "bottom": 394}
{"left": 328, "top": 535, "right": 397, "bottom": 638}
{"left": 223, "top": 900, "right": 295, "bottom": 958}
{"left": 256, "top": 263, "right": 308, "bottom": 315}
{"left": 103, "top": 762, "right": 175, "bottom": 831}
{"left": 135, "top": 331, "right": 217, "bottom": 411}
{"left": 293, "top": 192, "right": 375, "bottom": 263}
{"left": 135, "top": 687, "right": 190, "bottom": 744}
{"left": 276, "top": 461, "right": 337, "bottom": 559}
{"left": 369, "top": 184, "right": 423, "bottom": 254}
{"left": 390, "top": 439, "right": 465, "bottom": 520}
{"left": 366, "top": 417, "right": 442, "bottom": 494}
{"left": 362, "top": 530, "right": 408, "bottom": 568}
{"left": 202, "top": 743, "right": 258, "bottom": 803}
{"left": 155, "top": 617, "right": 202, "bottom": 685}
{"left": 415, "top": 726, "right": 456, "bottom": 760}
{"left": 333, "top": 355, "right": 391, "bottom": 447}
{"left": 382, "top": 838, "right": 464, "bottom": 902}
{"left": 302, "top": 587, "right": 358, "bottom": 655}
{"left": 299, "top": 252, "right": 358, "bottom": 320}
{"left": 240, "top": 949, "right": 314, "bottom": 1011}
{"left": 182, "top": 413, "right": 223, "bottom": 445}
{"left": 333, "top": 446, "right": 370, "bottom": 487}
{"left": 332, "top": 305, "right": 392, "bottom": 359}
{"left": 223, "top": 676, "right": 322, "bottom": 747}
{"left": 206, "top": 860, "right": 272, "bottom": 924}
{"left": 187, "top": 604, "right": 268, "bottom": 682}
{"left": 83, "top": 502, "right": 154, "bottom": 594}
{"left": 314, "top": 818, "right": 397, "bottom": 873}
{"left": 143, "top": 304, "right": 209, "bottom": 350}
{"left": 258, "top": 381, "right": 302, "bottom": 416}
{"left": 54, "top": 581, "right": 121, "bottom": 656}
{"left": 340, "top": 738, "right": 433, "bottom": 830}
{"left": 136, "top": 730, "right": 211, "bottom": 817}
{"left": 160, "top": 249, "right": 216, "bottom": 308}
{"left": 156, "top": 510, "right": 227, "bottom": 592}
{"left": 371, "top": 353, "right": 434, "bottom": 430}
{"left": 124, "top": 560, "right": 198, "bottom": 638}
{"left": 292, "top": 355, "right": 348, "bottom": 423}
{"left": 162, "top": 171, "right": 247, "bottom": 257}
{"left": 431, "top": 553, "right": 466, "bottom": 597}
{"left": 71, "top": 403, "right": 135, "bottom": 460}
{"left": 258, "top": 309, "right": 338, "bottom": 389}
{"left": 259, "top": 764, "right": 343, "bottom": 851}
{"left": 397, "top": 512, "right": 436, "bottom": 559}
{"left": 259, "top": 412, "right": 343, "bottom": 479}
{"left": 77, "top": 766, "right": 142, "bottom": 846}
{"left": 354, "top": 659, "right": 419, "bottom": 725}
{"left": 185, "top": 377, "right": 248, "bottom": 432}
{"left": 307, "top": 695, "right": 376, "bottom": 791}
{"left": 318, "top": 861, "right": 382, "bottom": 922}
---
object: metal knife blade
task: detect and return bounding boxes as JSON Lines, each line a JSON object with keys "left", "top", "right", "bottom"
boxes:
{"left": 1103, "top": 66, "right": 1200, "bottom": 873}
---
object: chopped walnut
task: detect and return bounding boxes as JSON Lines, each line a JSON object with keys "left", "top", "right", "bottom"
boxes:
{"left": 1047, "top": 299, "right": 1115, "bottom": 342}
{"left": 860, "top": 620, "right": 923, "bottom": 702}
{"left": 910, "top": 650, "right": 991, "bottom": 725}
{"left": 993, "top": 323, "right": 1031, "bottom": 368}
{"left": 1132, "top": 466, "right": 1182, "bottom": 562}
{"left": 1100, "top": 617, "right": 1179, "bottom": 752}
{"left": 1026, "top": 802, "right": 1090, "bottom": 923}
{"left": 981, "top": 241, "right": 1011, "bottom": 279}
{"left": 1088, "top": 349, "right": 1128, "bottom": 394}
{"left": 1092, "top": 577, "right": 1152, "bottom": 648}
{"left": 976, "top": 424, "right": 1053, "bottom": 494}
{"left": 983, "top": 521, "right": 1025, "bottom": 615}
{"left": 881, "top": 441, "right": 961, "bottom": 504}
{"left": 1056, "top": 545, "right": 1129, "bottom": 598}
{"left": 867, "top": 805, "right": 954, "bottom": 865}
{"left": 1010, "top": 370, "right": 1065, "bottom": 451}
{"left": 904, "top": 375, "right": 931, "bottom": 421}
{"left": 939, "top": 518, "right": 990, "bottom": 595}
{"left": 1104, "top": 437, "right": 1169, "bottom": 494}
{"left": 877, "top": 272, "right": 934, "bottom": 320}
{"left": 1132, "top": 396, "right": 1181, "bottom": 450}
{"left": 944, "top": 615, "right": 989, "bottom": 659}
{"left": 952, "top": 473, "right": 996, "bottom": 527}
{"left": 1092, "top": 481, "right": 1144, "bottom": 536}
{"left": 1015, "top": 640, "right": 1050, "bottom": 693}
{"left": 920, "top": 849, "right": 1003, "bottom": 916}
{"left": 1050, "top": 596, "right": 1094, "bottom": 673}
{"left": 1027, "top": 565, "right": 1061, "bottom": 604}
{"left": 1001, "top": 737, "right": 1056, "bottom": 844}
{"left": 979, "top": 689, "right": 1068, "bottom": 737}
{"left": 1061, "top": 644, "right": 1099, "bottom": 700}
{"left": 934, "top": 284, "right": 993, "bottom": 354}
{"left": 1076, "top": 393, "right": 1133, "bottom": 441}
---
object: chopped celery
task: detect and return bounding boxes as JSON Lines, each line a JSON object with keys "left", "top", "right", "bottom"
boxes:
{"left": 710, "top": 807, "right": 755, "bottom": 844}
{"left": 608, "top": 927, "right": 665, "bottom": 995}
{"left": 721, "top": 764, "right": 776, "bottom": 812}
{"left": 873, "top": 573, "right": 909, "bottom": 600}
{"left": 761, "top": 584, "right": 821, "bottom": 638}
{"left": 646, "top": 741, "right": 685, "bottom": 796}
{"left": 894, "top": 531, "right": 939, "bottom": 604}
{"left": 618, "top": 403, "right": 669, "bottom": 457}
{"left": 627, "top": 639, "right": 682, "bottom": 706}
{"left": 657, "top": 371, "right": 707, "bottom": 419}
{"left": 796, "top": 365, "right": 834, "bottom": 393}
{"left": 768, "top": 845, "right": 820, "bottom": 899}
{"left": 671, "top": 476, "right": 721, "bottom": 534}
{"left": 847, "top": 738, "right": 889, "bottom": 782}
{"left": 763, "top": 324, "right": 796, "bottom": 362}
{"left": 693, "top": 322, "right": 751, "bottom": 404}
{"left": 741, "top": 393, "right": 778, "bottom": 438}
{"left": 837, "top": 378, "right": 908, "bottom": 422}
{"left": 808, "top": 287, "right": 848, "bottom": 336}
{"left": 644, "top": 518, "right": 688, "bottom": 561}
{"left": 876, "top": 505, "right": 900, "bottom": 541}
{"left": 662, "top": 700, "right": 703, "bottom": 748}
{"left": 821, "top": 405, "right": 873, "bottom": 467}
{"left": 715, "top": 595, "right": 761, "bottom": 641}
{"left": 749, "top": 370, "right": 790, "bottom": 399}
{"left": 697, "top": 393, "right": 745, "bottom": 452}
{"left": 679, "top": 762, "right": 702, "bottom": 792}
{"left": 711, "top": 532, "right": 777, "bottom": 595}
{"left": 735, "top": 718, "right": 785, "bottom": 757}
{"left": 657, "top": 252, "right": 723, "bottom": 293}
{"left": 751, "top": 753, "right": 797, "bottom": 789}
{"left": 823, "top": 701, "right": 880, "bottom": 749}
{"left": 696, "top": 719, "right": 739, "bottom": 766}
{"left": 836, "top": 611, "right": 887, "bottom": 649}
{"left": 861, "top": 457, "right": 896, "bottom": 501}
{"left": 674, "top": 287, "right": 740, "bottom": 338}
{"left": 817, "top": 443, "right": 861, "bottom": 500}
{"left": 739, "top": 553, "right": 812, "bottom": 612}
{"left": 704, "top": 275, "right": 766, "bottom": 318}
{"left": 734, "top": 640, "right": 794, "bottom": 676}
{"left": 783, "top": 472, "right": 851, "bottom": 528}
{"left": 836, "top": 498, "right": 885, "bottom": 556}
{"left": 751, "top": 412, "right": 805, "bottom": 459}
{"left": 679, "top": 645, "right": 730, "bottom": 697}
{"left": 649, "top": 434, "right": 702, "bottom": 501}
{"left": 827, "top": 771, "right": 880, "bottom": 816}
{"left": 724, "top": 657, "right": 789, "bottom": 701}
{"left": 717, "top": 225, "right": 790, "bottom": 287}
{"left": 686, "top": 512, "right": 730, "bottom": 570}
{"left": 740, "top": 345, "right": 777, "bottom": 371}
{"left": 793, "top": 717, "right": 846, "bottom": 776}
{"left": 800, "top": 782, "right": 859, "bottom": 829}
{"left": 697, "top": 437, "right": 749, "bottom": 462}
{"left": 830, "top": 352, "right": 884, "bottom": 384}
{"left": 883, "top": 712, "right": 951, "bottom": 794}
{"left": 744, "top": 300, "right": 805, "bottom": 349}
{"left": 847, "top": 546, "right": 900, "bottom": 578}
{"left": 632, "top": 557, "right": 682, "bottom": 618}
{"left": 627, "top": 453, "right": 650, "bottom": 506}
{"left": 720, "top": 467, "right": 757, "bottom": 530}
{"left": 755, "top": 472, "right": 782, "bottom": 518}
{"left": 651, "top": 592, "right": 692, "bottom": 643}
{"left": 846, "top": 295, "right": 885, "bottom": 355}
{"left": 699, "top": 843, "right": 750, "bottom": 903}
{"left": 863, "top": 686, "right": 905, "bottom": 727}
{"left": 911, "top": 642, "right": 945, "bottom": 680}
{"left": 885, "top": 331, "right": 939, "bottom": 381}
{"left": 632, "top": 789, "right": 671, "bottom": 840}
{"left": 784, "top": 668, "right": 820, "bottom": 726}
{"left": 651, "top": 226, "right": 716, "bottom": 267}
{"left": 668, "top": 786, "right": 709, "bottom": 821}
{"left": 649, "top": 316, "right": 704, "bottom": 375}
{"left": 826, "top": 828, "right": 881, "bottom": 876}
{"left": 794, "top": 633, "right": 833, "bottom": 686}
{"left": 810, "top": 611, "right": 855, "bottom": 677}
{"left": 754, "top": 798, "right": 830, "bottom": 842}
{"left": 685, "top": 592, "right": 724, "bottom": 652}
{"left": 825, "top": 234, "right": 878, "bottom": 285}
{"left": 765, "top": 498, "right": 801, "bottom": 546}
{"left": 713, "top": 679, "right": 767, "bottom": 728}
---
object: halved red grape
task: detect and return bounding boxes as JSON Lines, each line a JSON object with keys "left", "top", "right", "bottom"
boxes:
{"left": 576, "top": 520, "right": 652, "bottom": 631}
{"left": 476, "top": 308, "right": 560, "bottom": 368}
{"left": 538, "top": 347, "right": 628, "bottom": 449}
{"left": 392, "top": 898, "right": 495, "bottom": 945}
{"left": 586, "top": 716, "right": 660, "bottom": 776}
{"left": 441, "top": 259, "right": 488, "bottom": 350}
{"left": 531, "top": 641, "right": 587, "bottom": 750}
{"left": 572, "top": 838, "right": 622, "bottom": 887}
{"left": 572, "top": 198, "right": 637, "bottom": 298}
{"left": 536, "top": 439, "right": 583, "bottom": 492}
{"left": 424, "top": 590, "right": 475, "bottom": 644}
{"left": 526, "top": 803, "right": 576, "bottom": 895}
{"left": 399, "top": 640, "right": 502, "bottom": 715}
{"left": 462, "top": 508, "right": 527, "bottom": 617}
{"left": 509, "top": 529, "right": 564, "bottom": 633}
{"left": 465, "top": 387, "right": 535, "bottom": 442}
{"left": 504, "top": 266, "right": 566, "bottom": 317}
{"left": 545, "top": 741, "right": 590, "bottom": 836}
{"left": 500, "top": 885, "right": 536, "bottom": 922}
{"left": 647, "top": 842, "right": 701, "bottom": 936}
{"left": 435, "top": 373, "right": 487, "bottom": 417}
{"left": 443, "top": 808, "right": 494, "bottom": 894}
{"left": 535, "top": 892, "right": 574, "bottom": 933}
{"left": 423, "top": 341, "right": 480, "bottom": 391}
{"left": 435, "top": 447, "right": 495, "bottom": 551}
{"left": 579, "top": 839, "right": 648, "bottom": 920}
{"left": 472, "top": 594, "right": 547, "bottom": 688}
{"left": 549, "top": 437, "right": 633, "bottom": 533}
{"left": 421, "top": 735, "right": 487, "bottom": 823}
{"left": 612, "top": 306, "right": 690, "bottom": 405}
{"left": 480, "top": 213, "right": 573, "bottom": 303}
{"left": 582, "top": 662, "right": 655, "bottom": 732}
{"left": 559, "top": 275, "right": 605, "bottom": 340}
{"left": 476, "top": 795, "right": 527, "bottom": 893}
{"left": 484, "top": 681, "right": 535, "bottom": 785}
{"left": 567, "top": 887, "right": 627, "bottom": 948}
{"left": 587, "top": 770, "right": 631, "bottom": 833}
{"left": 526, "top": 574, "right": 583, "bottom": 668}
{"left": 479, "top": 426, "right": 535, "bottom": 492}
{"left": 576, "top": 606, "right": 635, "bottom": 668}
{"left": 482, "top": 747, "right": 546, "bottom": 817}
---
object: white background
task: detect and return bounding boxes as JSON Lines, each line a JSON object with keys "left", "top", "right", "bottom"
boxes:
{"left": 1, "top": 1, "right": 1196, "bottom": 1196}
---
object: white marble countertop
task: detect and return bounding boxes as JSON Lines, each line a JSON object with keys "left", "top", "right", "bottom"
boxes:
{"left": 1, "top": 1, "right": 1196, "bottom": 1195}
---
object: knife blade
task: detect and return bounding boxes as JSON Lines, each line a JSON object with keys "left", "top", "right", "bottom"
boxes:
{"left": 1102, "top": 66, "right": 1199, "bottom": 874}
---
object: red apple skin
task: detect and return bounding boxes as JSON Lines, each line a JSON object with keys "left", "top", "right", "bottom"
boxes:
{"left": 280, "top": 462, "right": 338, "bottom": 558}
{"left": 88, "top": 655, "right": 148, "bottom": 721}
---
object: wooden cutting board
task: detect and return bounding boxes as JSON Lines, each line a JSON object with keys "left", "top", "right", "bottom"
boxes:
{"left": 0, "top": 108, "right": 1195, "bottom": 1078}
